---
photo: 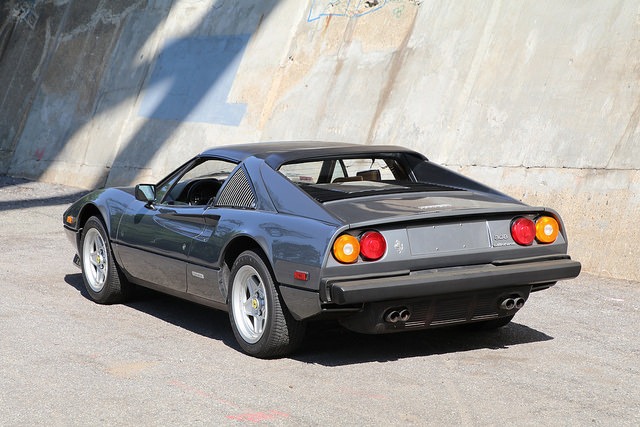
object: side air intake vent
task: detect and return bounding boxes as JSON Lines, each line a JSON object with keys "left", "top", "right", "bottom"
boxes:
{"left": 216, "top": 167, "right": 256, "bottom": 209}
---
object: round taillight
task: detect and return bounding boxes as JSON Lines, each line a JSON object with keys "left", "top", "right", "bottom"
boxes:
{"left": 359, "top": 231, "right": 387, "bottom": 261}
{"left": 536, "top": 216, "right": 559, "bottom": 243}
{"left": 511, "top": 217, "right": 536, "bottom": 246}
{"left": 333, "top": 234, "right": 360, "bottom": 263}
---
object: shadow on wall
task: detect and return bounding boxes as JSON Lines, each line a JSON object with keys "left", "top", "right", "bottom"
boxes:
{"left": 0, "top": 0, "right": 279, "bottom": 189}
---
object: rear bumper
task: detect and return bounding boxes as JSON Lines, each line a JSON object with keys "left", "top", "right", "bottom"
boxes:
{"left": 325, "top": 256, "right": 581, "bottom": 305}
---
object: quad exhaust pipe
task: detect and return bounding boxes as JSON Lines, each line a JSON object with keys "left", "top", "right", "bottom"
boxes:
{"left": 384, "top": 307, "right": 411, "bottom": 323}
{"left": 500, "top": 296, "right": 526, "bottom": 311}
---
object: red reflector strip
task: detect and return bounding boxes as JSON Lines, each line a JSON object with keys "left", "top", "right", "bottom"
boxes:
{"left": 294, "top": 271, "right": 309, "bottom": 281}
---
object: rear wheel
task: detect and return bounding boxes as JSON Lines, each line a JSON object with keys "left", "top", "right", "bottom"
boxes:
{"left": 80, "top": 216, "right": 130, "bottom": 304}
{"left": 228, "top": 250, "right": 305, "bottom": 358}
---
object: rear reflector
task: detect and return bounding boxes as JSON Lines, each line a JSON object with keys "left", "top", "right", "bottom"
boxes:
{"left": 294, "top": 271, "right": 309, "bottom": 281}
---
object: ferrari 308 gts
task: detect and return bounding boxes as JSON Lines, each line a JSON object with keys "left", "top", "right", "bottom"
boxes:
{"left": 63, "top": 142, "right": 581, "bottom": 357}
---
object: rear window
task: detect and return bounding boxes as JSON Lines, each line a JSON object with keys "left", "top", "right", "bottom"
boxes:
{"left": 279, "top": 158, "right": 399, "bottom": 184}
{"left": 278, "top": 155, "right": 458, "bottom": 202}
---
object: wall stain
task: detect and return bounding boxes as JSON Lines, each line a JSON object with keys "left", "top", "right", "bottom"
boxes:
{"left": 365, "top": 5, "right": 418, "bottom": 144}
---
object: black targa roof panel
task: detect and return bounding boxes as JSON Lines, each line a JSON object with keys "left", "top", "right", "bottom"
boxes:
{"left": 199, "top": 141, "right": 424, "bottom": 169}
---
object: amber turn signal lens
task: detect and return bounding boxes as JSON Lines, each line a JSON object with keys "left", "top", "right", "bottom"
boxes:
{"left": 333, "top": 234, "right": 360, "bottom": 263}
{"left": 536, "top": 216, "right": 559, "bottom": 243}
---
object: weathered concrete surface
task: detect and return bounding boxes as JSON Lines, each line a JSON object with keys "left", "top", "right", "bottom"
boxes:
{"left": 0, "top": 0, "right": 639, "bottom": 280}
{"left": 1, "top": 178, "right": 639, "bottom": 425}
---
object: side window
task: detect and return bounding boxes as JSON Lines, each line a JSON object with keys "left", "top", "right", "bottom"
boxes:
{"left": 154, "top": 167, "right": 184, "bottom": 203}
{"left": 160, "top": 158, "right": 237, "bottom": 206}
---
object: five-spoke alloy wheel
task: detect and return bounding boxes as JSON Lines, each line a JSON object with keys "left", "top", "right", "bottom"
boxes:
{"left": 231, "top": 264, "right": 268, "bottom": 344}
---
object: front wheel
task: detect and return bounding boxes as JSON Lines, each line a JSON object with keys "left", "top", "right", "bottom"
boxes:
{"left": 80, "top": 216, "right": 130, "bottom": 304}
{"left": 228, "top": 250, "right": 305, "bottom": 358}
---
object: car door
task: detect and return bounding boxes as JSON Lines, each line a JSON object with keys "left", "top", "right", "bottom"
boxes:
{"left": 116, "top": 204, "right": 206, "bottom": 292}
{"left": 115, "top": 157, "right": 236, "bottom": 293}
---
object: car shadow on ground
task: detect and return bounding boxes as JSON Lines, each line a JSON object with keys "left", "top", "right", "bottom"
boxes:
{"left": 65, "top": 273, "right": 553, "bottom": 365}
{"left": 295, "top": 320, "right": 552, "bottom": 366}
{"left": 65, "top": 273, "right": 237, "bottom": 346}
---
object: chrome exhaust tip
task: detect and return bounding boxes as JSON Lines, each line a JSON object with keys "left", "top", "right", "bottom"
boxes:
{"left": 385, "top": 310, "right": 400, "bottom": 323}
{"left": 500, "top": 298, "right": 516, "bottom": 311}
{"left": 384, "top": 307, "right": 411, "bottom": 323}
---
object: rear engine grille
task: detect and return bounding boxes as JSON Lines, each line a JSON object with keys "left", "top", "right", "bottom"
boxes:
{"left": 338, "top": 287, "right": 532, "bottom": 334}
{"left": 401, "top": 289, "right": 529, "bottom": 329}
{"left": 431, "top": 297, "right": 470, "bottom": 325}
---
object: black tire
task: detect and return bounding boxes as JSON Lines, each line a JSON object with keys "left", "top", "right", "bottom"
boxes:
{"left": 228, "top": 250, "right": 305, "bottom": 358}
{"left": 466, "top": 315, "right": 515, "bottom": 331}
{"left": 79, "top": 216, "right": 130, "bottom": 304}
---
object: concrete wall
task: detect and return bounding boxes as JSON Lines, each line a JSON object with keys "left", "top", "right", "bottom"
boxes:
{"left": 1, "top": 0, "right": 639, "bottom": 281}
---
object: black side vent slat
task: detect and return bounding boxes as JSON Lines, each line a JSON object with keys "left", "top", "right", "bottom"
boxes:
{"left": 215, "top": 168, "right": 256, "bottom": 209}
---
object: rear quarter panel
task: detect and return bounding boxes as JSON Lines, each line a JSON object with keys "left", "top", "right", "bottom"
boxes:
{"left": 189, "top": 209, "right": 339, "bottom": 290}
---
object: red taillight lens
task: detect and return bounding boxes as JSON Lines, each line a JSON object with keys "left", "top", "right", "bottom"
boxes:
{"left": 359, "top": 231, "right": 386, "bottom": 261}
{"left": 511, "top": 217, "right": 536, "bottom": 246}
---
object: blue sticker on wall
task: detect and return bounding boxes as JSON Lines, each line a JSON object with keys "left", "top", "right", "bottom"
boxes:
{"left": 139, "top": 35, "right": 250, "bottom": 126}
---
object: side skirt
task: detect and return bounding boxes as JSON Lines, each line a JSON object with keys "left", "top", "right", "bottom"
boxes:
{"left": 127, "top": 276, "right": 229, "bottom": 312}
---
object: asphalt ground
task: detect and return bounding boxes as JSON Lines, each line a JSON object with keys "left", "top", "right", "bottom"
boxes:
{"left": 1, "top": 176, "right": 639, "bottom": 426}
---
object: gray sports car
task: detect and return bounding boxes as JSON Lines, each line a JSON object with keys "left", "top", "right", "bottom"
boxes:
{"left": 63, "top": 142, "right": 581, "bottom": 358}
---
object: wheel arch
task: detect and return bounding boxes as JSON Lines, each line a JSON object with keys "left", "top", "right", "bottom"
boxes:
{"left": 75, "top": 204, "right": 106, "bottom": 246}
{"left": 78, "top": 203, "right": 102, "bottom": 225}
{"left": 222, "top": 235, "right": 267, "bottom": 266}
{"left": 220, "top": 235, "right": 273, "bottom": 303}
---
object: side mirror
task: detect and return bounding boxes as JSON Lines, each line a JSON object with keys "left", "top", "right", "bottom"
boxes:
{"left": 135, "top": 184, "right": 156, "bottom": 208}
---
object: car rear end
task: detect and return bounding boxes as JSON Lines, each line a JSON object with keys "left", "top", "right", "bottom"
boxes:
{"left": 318, "top": 195, "right": 581, "bottom": 334}
{"left": 268, "top": 145, "right": 580, "bottom": 334}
